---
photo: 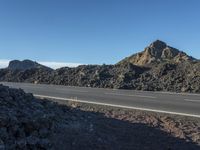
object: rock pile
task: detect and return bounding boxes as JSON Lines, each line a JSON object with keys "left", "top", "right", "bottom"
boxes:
{"left": 0, "top": 85, "right": 120, "bottom": 149}
{"left": 0, "top": 85, "right": 64, "bottom": 149}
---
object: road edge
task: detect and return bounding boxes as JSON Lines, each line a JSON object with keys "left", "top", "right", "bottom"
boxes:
{"left": 34, "top": 94, "right": 200, "bottom": 119}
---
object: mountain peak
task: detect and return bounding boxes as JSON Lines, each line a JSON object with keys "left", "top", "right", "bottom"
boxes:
{"left": 118, "top": 40, "right": 195, "bottom": 66}
{"left": 149, "top": 40, "right": 167, "bottom": 50}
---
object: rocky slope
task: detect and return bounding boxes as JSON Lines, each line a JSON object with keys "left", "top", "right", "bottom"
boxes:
{"left": 0, "top": 40, "right": 199, "bottom": 93}
{"left": 8, "top": 60, "right": 52, "bottom": 71}
{"left": 0, "top": 85, "right": 200, "bottom": 149}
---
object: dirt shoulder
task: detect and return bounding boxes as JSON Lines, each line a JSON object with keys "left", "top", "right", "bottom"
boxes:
{"left": 49, "top": 98, "right": 200, "bottom": 150}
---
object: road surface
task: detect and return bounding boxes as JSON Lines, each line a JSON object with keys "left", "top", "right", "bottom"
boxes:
{"left": 1, "top": 82, "right": 200, "bottom": 118}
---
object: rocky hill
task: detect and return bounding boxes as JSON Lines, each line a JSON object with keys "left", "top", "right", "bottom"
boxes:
{"left": 0, "top": 40, "right": 199, "bottom": 93}
{"left": 119, "top": 40, "right": 196, "bottom": 66}
{"left": 8, "top": 59, "right": 52, "bottom": 71}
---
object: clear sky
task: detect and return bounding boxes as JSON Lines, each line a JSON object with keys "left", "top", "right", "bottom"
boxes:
{"left": 0, "top": 0, "right": 200, "bottom": 68}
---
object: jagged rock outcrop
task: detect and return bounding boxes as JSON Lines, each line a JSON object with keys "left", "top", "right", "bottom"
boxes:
{"left": 119, "top": 40, "right": 195, "bottom": 66}
{"left": 8, "top": 60, "right": 52, "bottom": 71}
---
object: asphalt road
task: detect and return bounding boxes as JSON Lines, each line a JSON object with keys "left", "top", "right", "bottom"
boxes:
{"left": 1, "top": 82, "right": 200, "bottom": 118}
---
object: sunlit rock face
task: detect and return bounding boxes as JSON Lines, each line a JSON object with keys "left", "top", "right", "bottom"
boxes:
{"left": 119, "top": 40, "right": 195, "bottom": 66}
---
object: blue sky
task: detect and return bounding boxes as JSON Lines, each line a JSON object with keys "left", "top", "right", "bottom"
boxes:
{"left": 0, "top": 0, "right": 200, "bottom": 68}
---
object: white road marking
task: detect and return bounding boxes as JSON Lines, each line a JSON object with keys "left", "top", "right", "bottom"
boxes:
{"left": 184, "top": 99, "right": 200, "bottom": 103}
{"left": 104, "top": 92, "right": 156, "bottom": 99}
{"left": 34, "top": 94, "right": 200, "bottom": 118}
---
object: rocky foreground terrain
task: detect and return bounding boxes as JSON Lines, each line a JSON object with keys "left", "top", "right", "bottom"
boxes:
{"left": 0, "top": 84, "right": 200, "bottom": 150}
{"left": 0, "top": 40, "right": 199, "bottom": 93}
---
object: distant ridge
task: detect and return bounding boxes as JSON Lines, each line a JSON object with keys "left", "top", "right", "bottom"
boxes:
{"left": 8, "top": 59, "right": 52, "bottom": 71}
